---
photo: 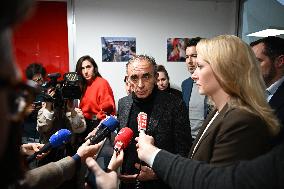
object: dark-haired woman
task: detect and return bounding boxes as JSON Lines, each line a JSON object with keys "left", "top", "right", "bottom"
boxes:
{"left": 76, "top": 55, "right": 116, "bottom": 134}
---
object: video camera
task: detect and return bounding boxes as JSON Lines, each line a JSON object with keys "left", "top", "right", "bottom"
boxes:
{"left": 39, "top": 72, "right": 82, "bottom": 108}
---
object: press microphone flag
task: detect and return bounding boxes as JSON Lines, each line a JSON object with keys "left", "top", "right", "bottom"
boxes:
{"left": 89, "top": 115, "right": 119, "bottom": 145}
{"left": 114, "top": 127, "right": 134, "bottom": 152}
{"left": 137, "top": 112, "right": 147, "bottom": 133}
{"left": 27, "top": 129, "right": 72, "bottom": 163}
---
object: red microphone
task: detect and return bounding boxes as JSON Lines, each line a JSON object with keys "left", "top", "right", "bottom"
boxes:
{"left": 137, "top": 112, "right": 147, "bottom": 134}
{"left": 114, "top": 127, "right": 134, "bottom": 152}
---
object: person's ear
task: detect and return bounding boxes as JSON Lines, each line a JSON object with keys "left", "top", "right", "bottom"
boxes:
{"left": 275, "top": 55, "right": 284, "bottom": 68}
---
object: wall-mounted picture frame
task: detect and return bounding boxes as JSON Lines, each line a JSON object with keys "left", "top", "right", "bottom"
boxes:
{"left": 167, "top": 38, "right": 189, "bottom": 62}
{"left": 101, "top": 37, "right": 136, "bottom": 62}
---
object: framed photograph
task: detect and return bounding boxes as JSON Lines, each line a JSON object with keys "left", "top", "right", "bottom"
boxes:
{"left": 167, "top": 38, "right": 189, "bottom": 62}
{"left": 101, "top": 37, "right": 136, "bottom": 62}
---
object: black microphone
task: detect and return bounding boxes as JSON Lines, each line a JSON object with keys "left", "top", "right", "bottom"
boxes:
{"left": 89, "top": 116, "right": 119, "bottom": 145}
{"left": 26, "top": 129, "right": 71, "bottom": 163}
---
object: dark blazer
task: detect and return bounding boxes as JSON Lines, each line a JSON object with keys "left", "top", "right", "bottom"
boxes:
{"left": 152, "top": 143, "right": 284, "bottom": 189}
{"left": 269, "top": 81, "right": 284, "bottom": 143}
{"left": 118, "top": 90, "right": 192, "bottom": 156}
{"left": 189, "top": 104, "right": 272, "bottom": 167}
{"left": 269, "top": 81, "right": 284, "bottom": 126}
{"left": 181, "top": 77, "right": 194, "bottom": 109}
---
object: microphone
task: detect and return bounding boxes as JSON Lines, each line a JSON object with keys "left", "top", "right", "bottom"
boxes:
{"left": 114, "top": 127, "right": 134, "bottom": 152}
{"left": 137, "top": 112, "right": 147, "bottom": 134}
{"left": 26, "top": 129, "right": 71, "bottom": 163}
{"left": 89, "top": 115, "right": 119, "bottom": 145}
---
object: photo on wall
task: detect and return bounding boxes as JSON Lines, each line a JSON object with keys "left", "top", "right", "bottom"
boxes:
{"left": 167, "top": 38, "right": 189, "bottom": 62}
{"left": 101, "top": 37, "right": 136, "bottom": 62}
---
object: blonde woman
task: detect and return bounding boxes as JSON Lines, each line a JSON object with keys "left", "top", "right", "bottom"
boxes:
{"left": 188, "top": 35, "right": 280, "bottom": 166}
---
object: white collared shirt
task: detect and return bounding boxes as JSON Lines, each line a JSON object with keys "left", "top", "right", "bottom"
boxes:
{"left": 266, "top": 76, "right": 284, "bottom": 102}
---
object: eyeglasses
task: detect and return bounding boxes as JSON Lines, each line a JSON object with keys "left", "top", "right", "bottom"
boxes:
{"left": 129, "top": 73, "right": 153, "bottom": 84}
{"left": 0, "top": 77, "right": 39, "bottom": 123}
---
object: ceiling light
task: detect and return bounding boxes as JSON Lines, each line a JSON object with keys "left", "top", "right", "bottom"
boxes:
{"left": 247, "top": 28, "right": 284, "bottom": 37}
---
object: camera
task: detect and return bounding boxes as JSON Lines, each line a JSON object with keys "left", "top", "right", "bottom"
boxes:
{"left": 39, "top": 72, "right": 82, "bottom": 108}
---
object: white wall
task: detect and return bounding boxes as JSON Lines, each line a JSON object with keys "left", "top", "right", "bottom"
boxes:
{"left": 72, "top": 0, "right": 237, "bottom": 107}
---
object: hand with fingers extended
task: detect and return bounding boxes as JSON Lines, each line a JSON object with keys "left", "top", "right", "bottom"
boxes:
{"left": 85, "top": 157, "right": 118, "bottom": 189}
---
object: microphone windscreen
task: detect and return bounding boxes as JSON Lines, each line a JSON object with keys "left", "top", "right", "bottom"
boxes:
{"left": 137, "top": 112, "right": 147, "bottom": 132}
{"left": 49, "top": 129, "right": 72, "bottom": 148}
{"left": 100, "top": 116, "right": 119, "bottom": 132}
{"left": 114, "top": 127, "right": 134, "bottom": 149}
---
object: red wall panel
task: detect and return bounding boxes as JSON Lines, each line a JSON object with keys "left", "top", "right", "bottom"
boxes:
{"left": 13, "top": 1, "right": 69, "bottom": 80}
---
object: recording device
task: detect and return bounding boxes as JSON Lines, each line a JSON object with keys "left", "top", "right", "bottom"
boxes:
{"left": 89, "top": 116, "right": 119, "bottom": 145}
{"left": 114, "top": 127, "right": 134, "bottom": 152}
{"left": 38, "top": 72, "right": 82, "bottom": 108}
{"left": 136, "top": 112, "right": 148, "bottom": 189}
{"left": 137, "top": 112, "right": 147, "bottom": 134}
{"left": 26, "top": 129, "right": 72, "bottom": 163}
{"left": 86, "top": 116, "right": 119, "bottom": 188}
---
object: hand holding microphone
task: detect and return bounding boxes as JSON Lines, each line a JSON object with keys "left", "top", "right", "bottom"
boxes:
{"left": 137, "top": 112, "right": 147, "bottom": 134}
{"left": 107, "top": 127, "right": 134, "bottom": 171}
{"left": 89, "top": 115, "right": 119, "bottom": 145}
{"left": 26, "top": 129, "right": 71, "bottom": 163}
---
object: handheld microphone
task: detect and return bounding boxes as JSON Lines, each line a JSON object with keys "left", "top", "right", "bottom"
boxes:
{"left": 114, "top": 127, "right": 134, "bottom": 152}
{"left": 26, "top": 129, "right": 71, "bottom": 163}
{"left": 89, "top": 116, "right": 119, "bottom": 145}
{"left": 137, "top": 112, "right": 147, "bottom": 134}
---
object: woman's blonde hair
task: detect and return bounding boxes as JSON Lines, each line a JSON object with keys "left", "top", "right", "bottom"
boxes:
{"left": 196, "top": 35, "right": 280, "bottom": 136}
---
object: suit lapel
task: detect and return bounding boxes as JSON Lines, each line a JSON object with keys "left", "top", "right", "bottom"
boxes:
{"left": 119, "top": 96, "right": 133, "bottom": 128}
{"left": 189, "top": 109, "right": 216, "bottom": 155}
{"left": 190, "top": 104, "right": 229, "bottom": 158}
{"left": 147, "top": 93, "right": 163, "bottom": 135}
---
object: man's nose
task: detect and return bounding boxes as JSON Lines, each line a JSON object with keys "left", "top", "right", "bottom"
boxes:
{"left": 137, "top": 79, "right": 145, "bottom": 88}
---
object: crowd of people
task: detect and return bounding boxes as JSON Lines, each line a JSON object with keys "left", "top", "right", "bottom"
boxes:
{"left": 1, "top": 0, "right": 284, "bottom": 189}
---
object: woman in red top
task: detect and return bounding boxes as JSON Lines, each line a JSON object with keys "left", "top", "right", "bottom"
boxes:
{"left": 76, "top": 55, "right": 116, "bottom": 133}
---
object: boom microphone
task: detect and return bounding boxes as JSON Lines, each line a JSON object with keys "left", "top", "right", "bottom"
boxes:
{"left": 137, "top": 112, "right": 147, "bottom": 134}
{"left": 26, "top": 129, "right": 71, "bottom": 163}
{"left": 114, "top": 127, "right": 134, "bottom": 152}
{"left": 89, "top": 116, "right": 119, "bottom": 145}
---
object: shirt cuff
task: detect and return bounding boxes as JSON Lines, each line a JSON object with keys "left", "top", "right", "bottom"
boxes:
{"left": 148, "top": 149, "right": 161, "bottom": 167}
{"left": 72, "top": 153, "right": 81, "bottom": 169}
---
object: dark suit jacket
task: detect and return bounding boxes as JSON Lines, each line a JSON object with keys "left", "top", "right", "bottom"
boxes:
{"left": 269, "top": 81, "right": 284, "bottom": 126}
{"left": 189, "top": 104, "right": 272, "bottom": 167}
{"left": 181, "top": 77, "right": 194, "bottom": 109}
{"left": 269, "top": 81, "right": 284, "bottom": 143}
{"left": 152, "top": 143, "right": 284, "bottom": 189}
{"left": 118, "top": 90, "right": 192, "bottom": 156}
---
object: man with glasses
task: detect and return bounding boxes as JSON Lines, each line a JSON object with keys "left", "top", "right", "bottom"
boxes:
{"left": 250, "top": 37, "right": 284, "bottom": 142}
{"left": 117, "top": 55, "right": 192, "bottom": 189}
{"left": 22, "top": 63, "right": 47, "bottom": 144}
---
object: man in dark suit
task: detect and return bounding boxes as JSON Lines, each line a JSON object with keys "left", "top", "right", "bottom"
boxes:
{"left": 251, "top": 37, "right": 284, "bottom": 141}
{"left": 181, "top": 37, "right": 208, "bottom": 139}
{"left": 117, "top": 55, "right": 192, "bottom": 189}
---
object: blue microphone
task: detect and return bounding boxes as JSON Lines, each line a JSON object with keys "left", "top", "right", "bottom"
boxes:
{"left": 89, "top": 116, "right": 119, "bottom": 145}
{"left": 27, "top": 129, "right": 72, "bottom": 163}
